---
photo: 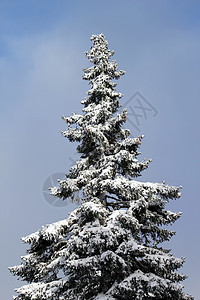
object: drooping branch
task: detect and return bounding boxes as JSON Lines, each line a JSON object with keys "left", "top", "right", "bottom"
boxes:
{"left": 106, "top": 195, "right": 120, "bottom": 202}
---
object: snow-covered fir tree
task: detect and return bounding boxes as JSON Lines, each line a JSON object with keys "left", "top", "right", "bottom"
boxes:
{"left": 10, "top": 33, "right": 193, "bottom": 300}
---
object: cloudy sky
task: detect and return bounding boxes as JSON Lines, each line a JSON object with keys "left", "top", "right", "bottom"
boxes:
{"left": 0, "top": 1, "right": 200, "bottom": 298}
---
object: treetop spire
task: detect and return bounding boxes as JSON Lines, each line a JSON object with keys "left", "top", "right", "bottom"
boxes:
{"left": 82, "top": 33, "right": 125, "bottom": 92}
{"left": 85, "top": 33, "right": 113, "bottom": 64}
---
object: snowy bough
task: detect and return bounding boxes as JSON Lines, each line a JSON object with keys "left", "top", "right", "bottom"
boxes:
{"left": 10, "top": 34, "right": 193, "bottom": 299}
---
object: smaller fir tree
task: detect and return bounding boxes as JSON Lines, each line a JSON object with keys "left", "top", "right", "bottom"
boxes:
{"left": 9, "top": 33, "right": 193, "bottom": 300}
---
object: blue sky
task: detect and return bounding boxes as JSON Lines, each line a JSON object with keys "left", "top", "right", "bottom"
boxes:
{"left": 0, "top": 1, "right": 200, "bottom": 298}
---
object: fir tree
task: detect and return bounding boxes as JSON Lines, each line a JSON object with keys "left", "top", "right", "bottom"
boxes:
{"left": 9, "top": 33, "right": 193, "bottom": 300}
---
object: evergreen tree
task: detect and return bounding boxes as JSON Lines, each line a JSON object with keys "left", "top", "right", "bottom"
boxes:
{"left": 10, "top": 33, "right": 193, "bottom": 300}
